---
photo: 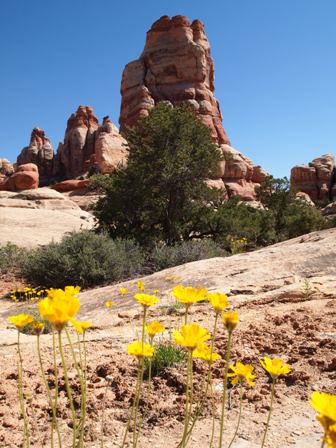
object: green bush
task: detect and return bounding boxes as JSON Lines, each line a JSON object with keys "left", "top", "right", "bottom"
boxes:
{"left": 145, "top": 342, "right": 186, "bottom": 377}
{"left": 22, "top": 231, "right": 145, "bottom": 289}
{"left": 150, "top": 240, "right": 226, "bottom": 271}
{"left": 0, "top": 243, "right": 30, "bottom": 276}
{"left": 93, "top": 103, "right": 222, "bottom": 246}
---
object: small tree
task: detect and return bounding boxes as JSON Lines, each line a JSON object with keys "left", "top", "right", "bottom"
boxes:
{"left": 93, "top": 103, "right": 222, "bottom": 245}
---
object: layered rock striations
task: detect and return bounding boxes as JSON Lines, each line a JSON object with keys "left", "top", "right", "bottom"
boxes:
{"left": 56, "top": 105, "right": 99, "bottom": 179}
{"left": 119, "top": 15, "right": 230, "bottom": 145}
{"left": 291, "top": 154, "right": 336, "bottom": 203}
{"left": 17, "top": 128, "right": 54, "bottom": 182}
{"left": 55, "top": 106, "right": 127, "bottom": 179}
{"left": 120, "top": 15, "right": 267, "bottom": 200}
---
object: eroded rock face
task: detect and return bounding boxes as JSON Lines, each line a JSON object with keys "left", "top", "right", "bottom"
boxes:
{"left": 0, "top": 163, "right": 39, "bottom": 192}
{"left": 0, "top": 159, "right": 14, "bottom": 176}
{"left": 17, "top": 128, "right": 54, "bottom": 183}
{"left": 56, "top": 106, "right": 99, "bottom": 179}
{"left": 55, "top": 107, "right": 127, "bottom": 180}
{"left": 120, "top": 15, "right": 230, "bottom": 145}
{"left": 291, "top": 154, "right": 336, "bottom": 203}
{"left": 94, "top": 116, "right": 128, "bottom": 173}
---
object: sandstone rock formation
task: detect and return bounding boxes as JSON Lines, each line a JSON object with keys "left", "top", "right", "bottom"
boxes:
{"left": 119, "top": 15, "right": 230, "bottom": 145}
{"left": 291, "top": 154, "right": 336, "bottom": 203}
{"left": 17, "top": 128, "right": 54, "bottom": 183}
{"left": 52, "top": 179, "right": 90, "bottom": 192}
{"left": 55, "top": 106, "right": 99, "bottom": 179}
{"left": 0, "top": 188, "right": 94, "bottom": 247}
{"left": 120, "top": 15, "right": 266, "bottom": 201}
{"left": 94, "top": 116, "right": 128, "bottom": 173}
{"left": 0, "top": 159, "right": 14, "bottom": 176}
{"left": 0, "top": 163, "right": 39, "bottom": 192}
{"left": 54, "top": 107, "right": 127, "bottom": 180}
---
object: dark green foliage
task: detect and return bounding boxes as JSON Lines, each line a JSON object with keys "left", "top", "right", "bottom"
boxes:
{"left": 256, "top": 176, "right": 330, "bottom": 241}
{"left": 145, "top": 342, "right": 186, "bottom": 377}
{"left": 22, "top": 231, "right": 145, "bottom": 288}
{"left": 0, "top": 243, "right": 30, "bottom": 275}
{"left": 150, "top": 240, "right": 226, "bottom": 271}
{"left": 93, "top": 103, "right": 222, "bottom": 246}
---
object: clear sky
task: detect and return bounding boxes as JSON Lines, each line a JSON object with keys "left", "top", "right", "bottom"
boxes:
{"left": 0, "top": 0, "right": 335, "bottom": 177}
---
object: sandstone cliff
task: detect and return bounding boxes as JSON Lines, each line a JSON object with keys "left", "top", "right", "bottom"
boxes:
{"left": 291, "top": 154, "right": 336, "bottom": 203}
{"left": 119, "top": 15, "right": 230, "bottom": 145}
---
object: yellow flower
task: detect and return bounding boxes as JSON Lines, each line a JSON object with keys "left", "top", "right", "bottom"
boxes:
{"left": 145, "top": 321, "right": 165, "bottom": 337}
{"left": 120, "top": 287, "right": 128, "bottom": 295}
{"left": 38, "top": 287, "right": 80, "bottom": 331}
{"left": 172, "top": 285, "right": 208, "bottom": 305}
{"left": 309, "top": 391, "right": 336, "bottom": 432}
{"left": 105, "top": 301, "right": 113, "bottom": 308}
{"left": 228, "top": 362, "right": 256, "bottom": 387}
{"left": 134, "top": 293, "right": 159, "bottom": 308}
{"left": 260, "top": 357, "right": 291, "bottom": 379}
{"left": 174, "top": 324, "right": 210, "bottom": 350}
{"left": 127, "top": 341, "right": 155, "bottom": 358}
{"left": 70, "top": 319, "right": 93, "bottom": 334}
{"left": 327, "top": 424, "right": 336, "bottom": 447}
{"left": 153, "top": 289, "right": 160, "bottom": 294}
{"left": 207, "top": 292, "right": 229, "bottom": 313}
{"left": 222, "top": 311, "right": 239, "bottom": 332}
{"left": 8, "top": 314, "right": 34, "bottom": 328}
{"left": 136, "top": 281, "right": 145, "bottom": 291}
{"left": 192, "top": 343, "right": 221, "bottom": 362}
{"left": 31, "top": 322, "right": 45, "bottom": 335}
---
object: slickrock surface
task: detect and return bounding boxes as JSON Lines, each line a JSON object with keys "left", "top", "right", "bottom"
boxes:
{"left": 0, "top": 188, "right": 94, "bottom": 247}
{"left": 291, "top": 153, "right": 336, "bottom": 203}
{"left": 0, "top": 229, "right": 335, "bottom": 447}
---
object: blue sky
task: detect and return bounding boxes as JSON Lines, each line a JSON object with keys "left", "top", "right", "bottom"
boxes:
{"left": 0, "top": 0, "right": 335, "bottom": 177}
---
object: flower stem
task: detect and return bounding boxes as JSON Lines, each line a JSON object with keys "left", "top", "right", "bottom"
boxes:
{"left": 260, "top": 380, "right": 276, "bottom": 448}
{"left": 52, "top": 330, "right": 59, "bottom": 417}
{"left": 37, "top": 334, "right": 62, "bottom": 448}
{"left": 65, "top": 328, "right": 86, "bottom": 448}
{"left": 17, "top": 330, "right": 30, "bottom": 448}
{"left": 179, "top": 313, "right": 219, "bottom": 448}
{"left": 218, "top": 330, "right": 233, "bottom": 448}
{"left": 180, "top": 350, "right": 193, "bottom": 448}
{"left": 58, "top": 330, "right": 77, "bottom": 447}
{"left": 228, "top": 383, "right": 244, "bottom": 448}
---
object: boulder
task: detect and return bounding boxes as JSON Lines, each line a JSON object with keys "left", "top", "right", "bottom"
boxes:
{"left": 0, "top": 163, "right": 39, "bottom": 192}
{"left": 52, "top": 179, "right": 90, "bottom": 192}
{"left": 17, "top": 128, "right": 54, "bottom": 182}
{"left": 119, "top": 15, "right": 230, "bottom": 145}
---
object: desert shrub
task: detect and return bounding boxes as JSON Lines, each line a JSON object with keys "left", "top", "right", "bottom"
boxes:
{"left": 93, "top": 103, "right": 222, "bottom": 246}
{"left": 150, "top": 239, "right": 226, "bottom": 271}
{"left": 0, "top": 243, "right": 30, "bottom": 275}
{"left": 22, "top": 231, "right": 145, "bottom": 288}
{"left": 145, "top": 342, "right": 186, "bottom": 377}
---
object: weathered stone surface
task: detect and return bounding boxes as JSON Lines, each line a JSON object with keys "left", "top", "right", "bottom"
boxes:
{"left": 94, "top": 116, "right": 128, "bottom": 173}
{"left": 0, "top": 163, "right": 39, "bottom": 192}
{"left": 0, "top": 159, "right": 14, "bottom": 176}
{"left": 220, "top": 145, "right": 265, "bottom": 201}
{"left": 295, "top": 191, "right": 315, "bottom": 206}
{"left": 291, "top": 154, "right": 335, "bottom": 203}
{"left": 17, "top": 128, "right": 54, "bottom": 183}
{"left": 55, "top": 106, "right": 99, "bottom": 179}
{"left": 52, "top": 179, "right": 90, "bottom": 192}
{"left": 54, "top": 107, "right": 127, "bottom": 179}
{"left": 119, "top": 15, "right": 230, "bottom": 145}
